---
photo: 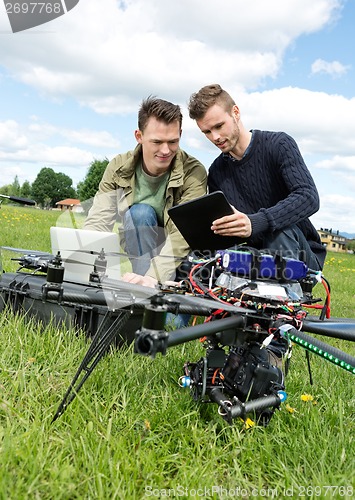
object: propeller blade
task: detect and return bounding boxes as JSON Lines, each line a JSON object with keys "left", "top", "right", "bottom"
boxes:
{"left": 59, "top": 248, "right": 128, "bottom": 257}
{"left": 1, "top": 246, "right": 53, "bottom": 256}
{"left": 0, "top": 194, "right": 36, "bottom": 205}
{"left": 53, "top": 248, "right": 185, "bottom": 262}
{"left": 165, "top": 293, "right": 250, "bottom": 315}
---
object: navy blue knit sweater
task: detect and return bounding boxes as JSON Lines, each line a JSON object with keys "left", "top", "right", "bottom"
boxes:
{"left": 208, "top": 130, "right": 326, "bottom": 265}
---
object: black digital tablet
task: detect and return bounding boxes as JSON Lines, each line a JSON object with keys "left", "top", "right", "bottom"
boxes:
{"left": 168, "top": 191, "right": 242, "bottom": 251}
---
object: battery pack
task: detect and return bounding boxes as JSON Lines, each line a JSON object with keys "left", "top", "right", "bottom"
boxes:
{"left": 217, "top": 249, "right": 308, "bottom": 281}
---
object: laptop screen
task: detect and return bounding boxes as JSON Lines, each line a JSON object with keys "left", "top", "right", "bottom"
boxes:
{"left": 50, "top": 227, "right": 121, "bottom": 283}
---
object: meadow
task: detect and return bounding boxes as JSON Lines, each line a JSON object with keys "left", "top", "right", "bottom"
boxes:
{"left": 0, "top": 205, "right": 354, "bottom": 499}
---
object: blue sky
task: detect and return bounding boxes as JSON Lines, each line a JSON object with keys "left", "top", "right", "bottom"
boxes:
{"left": 0, "top": 0, "right": 354, "bottom": 234}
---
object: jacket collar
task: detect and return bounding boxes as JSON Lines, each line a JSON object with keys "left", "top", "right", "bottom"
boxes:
{"left": 114, "top": 144, "right": 184, "bottom": 187}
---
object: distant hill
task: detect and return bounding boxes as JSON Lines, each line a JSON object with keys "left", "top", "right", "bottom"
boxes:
{"left": 340, "top": 232, "right": 355, "bottom": 239}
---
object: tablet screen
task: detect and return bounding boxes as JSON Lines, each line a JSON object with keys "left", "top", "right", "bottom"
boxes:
{"left": 168, "top": 191, "right": 242, "bottom": 251}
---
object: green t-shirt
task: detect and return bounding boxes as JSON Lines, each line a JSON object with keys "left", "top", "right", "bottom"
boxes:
{"left": 133, "top": 163, "right": 170, "bottom": 225}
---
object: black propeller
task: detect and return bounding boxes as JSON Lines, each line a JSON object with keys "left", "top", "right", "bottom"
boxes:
{"left": 0, "top": 194, "right": 36, "bottom": 206}
{"left": 1, "top": 246, "right": 52, "bottom": 256}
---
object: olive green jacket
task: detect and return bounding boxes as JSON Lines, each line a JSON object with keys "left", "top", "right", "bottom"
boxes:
{"left": 84, "top": 145, "right": 207, "bottom": 281}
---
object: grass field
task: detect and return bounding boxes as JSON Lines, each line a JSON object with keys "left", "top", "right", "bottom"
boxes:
{"left": 0, "top": 205, "right": 354, "bottom": 499}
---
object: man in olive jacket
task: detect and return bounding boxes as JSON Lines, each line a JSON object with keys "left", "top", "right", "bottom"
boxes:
{"left": 84, "top": 97, "right": 207, "bottom": 287}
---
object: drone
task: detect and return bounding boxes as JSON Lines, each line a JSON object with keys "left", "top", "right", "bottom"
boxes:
{"left": 133, "top": 249, "right": 355, "bottom": 426}
{"left": 1, "top": 240, "right": 354, "bottom": 427}
{"left": 1, "top": 195, "right": 354, "bottom": 426}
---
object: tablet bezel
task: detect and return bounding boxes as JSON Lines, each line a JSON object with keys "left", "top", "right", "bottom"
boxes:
{"left": 168, "top": 191, "right": 241, "bottom": 251}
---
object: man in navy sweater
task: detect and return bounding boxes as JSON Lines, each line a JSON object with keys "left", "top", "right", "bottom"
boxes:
{"left": 188, "top": 84, "right": 326, "bottom": 271}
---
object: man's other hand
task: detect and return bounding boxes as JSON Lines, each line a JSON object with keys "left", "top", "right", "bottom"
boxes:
{"left": 122, "top": 272, "right": 158, "bottom": 288}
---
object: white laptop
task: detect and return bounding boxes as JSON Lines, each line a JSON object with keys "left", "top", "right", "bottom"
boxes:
{"left": 50, "top": 227, "right": 122, "bottom": 283}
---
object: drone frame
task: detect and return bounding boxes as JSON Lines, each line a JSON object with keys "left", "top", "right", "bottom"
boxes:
{"left": 1, "top": 244, "right": 355, "bottom": 425}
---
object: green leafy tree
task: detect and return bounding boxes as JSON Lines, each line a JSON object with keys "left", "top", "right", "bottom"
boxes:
{"left": 20, "top": 180, "right": 32, "bottom": 199}
{"left": 346, "top": 239, "right": 355, "bottom": 252}
{"left": 31, "top": 168, "right": 57, "bottom": 207}
{"left": 11, "top": 175, "right": 21, "bottom": 196}
{"left": 31, "top": 167, "right": 76, "bottom": 208}
{"left": 0, "top": 185, "right": 11, "bottom": 196}
{"left": 54, "top": 172, "right": 77, "bottom": 203}
{"left": 77, "top": 158, "right": 109, "bottom": 202}
{"left": 0, "top": 184, "right": 11, "bottom": 205}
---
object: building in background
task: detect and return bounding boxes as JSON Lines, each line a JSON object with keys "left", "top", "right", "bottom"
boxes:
{"left": 317, "top": 229, "right": 347, "bottom": 253}
{"left": 55, "top": 199, "right": 83, "bottom": 213}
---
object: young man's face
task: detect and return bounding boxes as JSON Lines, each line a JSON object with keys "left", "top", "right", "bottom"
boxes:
{"left": 196, "top": 104, "right": 240, "bottom": 154}
{"left": 135, "top": 117, "right": 181, "bottom": 176}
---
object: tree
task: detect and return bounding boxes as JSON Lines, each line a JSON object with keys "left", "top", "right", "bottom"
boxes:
{"left": 0, "top": 184, "right": 11, "bottom": 205}
{"left": 0, "top": 185, "right": 11, "bottom": 197}
{"left": 20, "top": 180, "right": 32, "bottom": 199}
{"left": 54, "top": 172, "right": 77, "bottom": 204}
{"left": 77, "top": 158, "right": 109, "bottom": 202}
{"left": 11, "top": 175, "right": 21, "bottom": 196}
{"left": 31, "top": 167, "right": 76, "bottom": 208}
{"left": 31, "top": 168, "right": 57, "bottom": 207}
{"left": 346, "top": 239, "right": 355, "bottom": 253}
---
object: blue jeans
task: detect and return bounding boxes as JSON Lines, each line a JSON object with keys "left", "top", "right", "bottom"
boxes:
{"left": 165, "top": 313, "right": 191, "bottom": 329}
{"left": 123, "top": 204, "right": 190, "bottom": 328}
{"left": 123, "top": 204, "right": 165, "bottom": 275}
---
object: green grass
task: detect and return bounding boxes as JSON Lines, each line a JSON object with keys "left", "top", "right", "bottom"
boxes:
{"left": 1, "top": 205, "right": 355, "bottom": 499}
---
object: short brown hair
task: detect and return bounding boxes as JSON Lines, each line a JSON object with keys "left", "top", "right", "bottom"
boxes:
{"left": 188, "top": 84, "right": 235, "bottom": 120}
{"left": 138, "top": 96, "right": 183, "bottom": 131}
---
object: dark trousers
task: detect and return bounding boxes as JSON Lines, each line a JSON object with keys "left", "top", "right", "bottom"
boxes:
{"left": 259, "top": 227, "right": 323, "bottom": 271}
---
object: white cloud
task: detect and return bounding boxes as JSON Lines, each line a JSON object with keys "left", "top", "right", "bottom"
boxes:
{"left": 25, "top": 118, "right": 118, "bottom": 148}
{"left": 0, "top": 120, "right": 29, "bottom": 150}
{"left": 0, "top": 118, "right": 119, "bottom": 186}
{"left": 314, "top": 155, "right": 355, "bottom": 172}
{"left": 0, "top": 0, "right": 352, "bottom": 232}
{"left": 183, "top": 87, "right": 355, "bottom": 158}
{"left": 311, "top": 194, "right": 355, "bottom": 233}
{"left": 64, "top": 129, "right": 118, "bottom": 149}
{"left": 311, "top": 58, "right": 350, "bottom": 78}
{"left": 0, "top": 144, "right": 92, "bottom": 164}
{"left": 0, "top": 0, "right": 343, "bottom": 113}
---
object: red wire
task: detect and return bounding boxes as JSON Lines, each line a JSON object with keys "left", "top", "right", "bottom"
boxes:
{"left": 212, "top": 369, "right": 220, "bottom": 385}
{"left": 189, "top": 263, "right": 205, "bottom": 295}
{"left": 321, "top": 277, "right": 331, "bottom": 318}
{"left": 304, "top": 277, "right": 331, "bottom": 318}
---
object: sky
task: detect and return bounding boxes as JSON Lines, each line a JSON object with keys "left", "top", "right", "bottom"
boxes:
{"left": 0, "top": 0, "right": 354, "bottom": 235}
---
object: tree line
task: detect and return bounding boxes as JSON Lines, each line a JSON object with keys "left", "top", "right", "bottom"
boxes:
{"left": 0, "top": 159, "right": 109, "bottom": 209}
